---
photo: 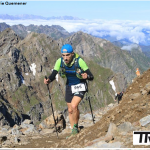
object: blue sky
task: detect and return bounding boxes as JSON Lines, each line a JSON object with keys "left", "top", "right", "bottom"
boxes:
{"left": 1, "top": 1, "right": 150, "bottom": 45}
{"left": 1, "top": 1, "right": 150, "bottom": 20}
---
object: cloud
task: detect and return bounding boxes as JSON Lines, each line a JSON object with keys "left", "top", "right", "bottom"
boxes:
{"left": 121, "top": 44, "right": 139, "bottom": 51}
{"left": 1, "top": 19, "right": 150, "bottom": 44}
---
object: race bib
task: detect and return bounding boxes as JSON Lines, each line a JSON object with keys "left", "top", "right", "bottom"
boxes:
{"left": 71, "top": 83, "right": 86, "bottom": 93}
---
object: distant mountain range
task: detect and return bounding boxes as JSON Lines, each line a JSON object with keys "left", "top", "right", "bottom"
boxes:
{"left": 97, "top": 34, "right": 150, "bottom": 47}
{"left": 0, "top": 22, "right": 150, "bottom": 59}
{"left": 0, "top": 14, "right": 83, "bottom": 20}
{"left": 0, "top": 22, "right": 73, "bottom": 40}
{"left": 112, "top": 40, "right": 150, "bottom": 58}
{"left": 1, "top": 14, "right": 150, "bottom": 46}
{"left": 82, "top": 28, "right": 150, "bottom": 46}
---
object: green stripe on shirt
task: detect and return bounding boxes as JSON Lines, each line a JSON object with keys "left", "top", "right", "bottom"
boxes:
{"left": 79, "top": 58, "right": 89, "bottom": 71}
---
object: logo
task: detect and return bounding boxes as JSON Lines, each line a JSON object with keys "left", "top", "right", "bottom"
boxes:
{"left": 74, "top": 92, "right": 79, "bottom": 95}
{"left": 63, "top": 49, "right": 67, "bottom": 52}
{"left": 133, "top": 131, "right": 150, "bottom": 145}
{"left": 0, "top": 1, "right": 27, "bottom": 5}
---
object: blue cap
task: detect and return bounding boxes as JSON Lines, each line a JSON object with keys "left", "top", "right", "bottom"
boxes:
{"left": 61, "top": 44, "right": 73, "bottom": 53}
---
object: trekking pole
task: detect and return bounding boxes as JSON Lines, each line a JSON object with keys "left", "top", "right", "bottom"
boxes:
{"left": 86, "top": 81, "right": 95, "bottom": 124}
{"left": 88, "top": 95, "right": 95, "bottom": 124}
{"left": 45, "top": 76, "right": 59, "bottom": 138}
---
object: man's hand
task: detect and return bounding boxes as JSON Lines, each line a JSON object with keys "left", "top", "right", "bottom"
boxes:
{"left": 44, "top": 78, "right": 51, "bottom": 84}
{"left": 81, "top": 73, "right": 88, "bottom": 79}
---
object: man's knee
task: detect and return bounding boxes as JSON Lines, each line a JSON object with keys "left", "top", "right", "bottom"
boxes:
{"left": 68, "top": 108, "right": 73, "bottom": 114}
{"left": 71, "top": 104, "right": 78, "bottom": 111}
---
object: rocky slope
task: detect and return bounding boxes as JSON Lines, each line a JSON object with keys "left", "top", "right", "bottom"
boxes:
{"left": 0, "top": 68, "right": 148, "bottom": 148}
{"left": 140, "top": 45, "right": 150, "bottom": 58}
{"left": 0, "top": 28, "right": 23, "bottom": 126}
{"left": 113, "top": 42, "right": 150, "bottom": 72}
{"left": 128, "top": 47, "right": 150, "bottom": 72}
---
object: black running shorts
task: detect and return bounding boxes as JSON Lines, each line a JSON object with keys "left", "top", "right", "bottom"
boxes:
{"left": 65, "top": 85, "right": 86, "bottom": 103}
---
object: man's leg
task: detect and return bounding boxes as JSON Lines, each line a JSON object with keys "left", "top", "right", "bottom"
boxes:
{"left": 67, "top": 96, "right": 82, "bottom": 128}
{"left": 71, "top": 96, "right": 82, "bottom": 126}
{"left": 67, "top": 103, "right": 74, "bottom": 129}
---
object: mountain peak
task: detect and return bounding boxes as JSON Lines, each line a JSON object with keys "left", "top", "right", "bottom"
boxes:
{"left": 0, "top": 28, "right": 20, "bottom": 56}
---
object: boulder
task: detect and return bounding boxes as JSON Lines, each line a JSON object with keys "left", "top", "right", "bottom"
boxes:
{"left": 139, "top": 115, "right": 150, "bottom": 126}
{"left": 118, "top": 122, "right": 134, "bottom": 132}
{"left": 144, "top": 82, "right": 150, "bottom": 92}
{"left": 105, "top": 122, "right": 117, "bottom": 142}
{"left": 39, "top": 112, "right": 66, "bottom": 132}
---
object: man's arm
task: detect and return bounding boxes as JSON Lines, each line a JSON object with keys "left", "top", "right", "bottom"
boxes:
{"left": 44, "top": 58, "right": 61, "bottom": 84}
{"left": 84, "top": 69, "right": 94, "bottom": 80}
{"left": 79, "top": 58, "right": 94, "bottom": 80}
{"left": 48, "top": 70, "right": 58, "bottom": 81}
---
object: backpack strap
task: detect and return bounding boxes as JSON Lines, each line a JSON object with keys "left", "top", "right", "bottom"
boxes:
{"left": 59, "top": 57, "right": 66, "bottom": 78}
{"left": 74, "top": 57, "right": 80, "bottom": 71}
{"left": 60, "top": 57, "right": 65, "bottom": 68}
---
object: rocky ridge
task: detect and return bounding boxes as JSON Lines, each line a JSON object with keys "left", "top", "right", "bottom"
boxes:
{"left": 0, "top": 23, "right": 72, "bottom": 40}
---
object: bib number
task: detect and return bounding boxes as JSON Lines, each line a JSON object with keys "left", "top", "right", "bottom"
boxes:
{"left": 71, "top": 83, "right": 86, "bottom": 93}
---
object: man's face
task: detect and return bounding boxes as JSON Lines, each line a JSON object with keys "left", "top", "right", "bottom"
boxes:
{"left": 62, "top": 53, "right": 74, "bottom": 64}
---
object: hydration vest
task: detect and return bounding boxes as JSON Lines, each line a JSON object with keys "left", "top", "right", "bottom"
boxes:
{"left": 59, "top": 54, "right": 83, "bottom": 79}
